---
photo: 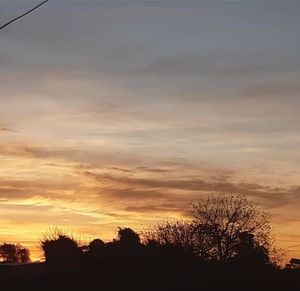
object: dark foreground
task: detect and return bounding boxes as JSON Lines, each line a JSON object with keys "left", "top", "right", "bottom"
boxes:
{"left": 0, "top": 260, "right": 299, "bottom": 291}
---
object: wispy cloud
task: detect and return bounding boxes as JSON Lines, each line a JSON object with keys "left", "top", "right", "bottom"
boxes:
{"left": 0, "top": 126, "right": 12, "bottom": 132}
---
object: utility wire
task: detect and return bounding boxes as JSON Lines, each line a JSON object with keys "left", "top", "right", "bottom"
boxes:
{"left": 0, "top": 0, "right": 48, "bottom": 31}
{"left": 286, "top": 243, "right": 300, "bottom": 250}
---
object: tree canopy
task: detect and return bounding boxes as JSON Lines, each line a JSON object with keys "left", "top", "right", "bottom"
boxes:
{"left": 0, "top": 243, "right": 30, "bottom": 263}
{"left": 144, "top": 194, "right": 277, "bottom": 265}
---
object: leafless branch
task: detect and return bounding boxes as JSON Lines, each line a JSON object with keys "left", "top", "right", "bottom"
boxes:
{"left": 0, "top": 0, "right": 48, "bottom": 31}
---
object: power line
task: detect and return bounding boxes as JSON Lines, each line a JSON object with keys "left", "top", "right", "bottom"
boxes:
{"left": 286, "top": 243, "right": 300, "bottom": 250}
{"left": 278, "top": 240, "right": 300, "bottom": 243}
{"left": 0, "top": 0, "right": 48, "bottom": 31}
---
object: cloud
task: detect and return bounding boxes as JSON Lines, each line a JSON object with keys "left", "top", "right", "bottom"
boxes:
{"left": 242, "top": 81, "right": 300, "bottom": 99}
{"left": 83, "top": 170, "right": 300, "bottom": 212}
{"left": 100, "top": 186, "right": 170, "bottom": 201}
{"left": 125, "top": 202, "right": 186, "bottom": 214}
{"left": 0, "top": 139, "right": 298, "bottom": 219}
{"left": 85, "top": 170, "right": 261, "bottom": 193}
{"left": 135, "top": 166, "right": 170, "bottom": 173}
{"left": 0, "top": 126, "right": 12, "bottom": 132}
{"left": 0, "top": 179, "right": 78, "bottom": 201}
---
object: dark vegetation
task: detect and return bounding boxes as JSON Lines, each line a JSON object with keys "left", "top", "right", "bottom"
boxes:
{"left": 0, "top": 243, "right": 30, "bottom": 263}
{"left": 0, "top": 194, "right": 299, "bottom": 291}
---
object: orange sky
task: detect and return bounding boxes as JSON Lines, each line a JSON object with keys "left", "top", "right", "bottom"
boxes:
{"left": 1, "top": 0, "right": 300, "bottom": 262}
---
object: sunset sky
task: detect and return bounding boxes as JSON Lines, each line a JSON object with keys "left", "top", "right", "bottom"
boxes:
{"left": 1, "top": 0, "right": 300, "bottom": 261}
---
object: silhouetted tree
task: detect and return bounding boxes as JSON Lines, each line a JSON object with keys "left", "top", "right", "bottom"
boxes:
{"left": 143, "top": 221, "right": 215, "bottom": 263}
{"left": 0, "top": 243, "right": 30, "bottom": 263}
{"left": 143, "top": 221, "right": 193, "bottom": 249}
{"left": 188, "top": 194, "right": 272, "bottom": 263}
{"left": 144, "top": 194, "right": 275, "bottom": 265}
{"left": 233, "top": 231, "right": 269, "bottom": 267}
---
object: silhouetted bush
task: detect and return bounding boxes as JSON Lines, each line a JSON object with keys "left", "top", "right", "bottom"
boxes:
{"left": 117, "top": 227, "right": 141, "bottom": 248}
{"left": 88, "top": 238, "right": 105, "bottom": 253}
{"left": 232, "top": 231, "right": 270, "bottom": 268}
{"left": 84, "top": 238, "right": 106, "bottom": 261}
{"left": 40, "top": 230, "right": 82, "bottom": 274}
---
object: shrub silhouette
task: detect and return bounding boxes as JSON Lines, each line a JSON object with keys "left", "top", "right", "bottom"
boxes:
{"left": 40, "top": 231, "right": 82, "bottom": 271}
{"left": 88, "top": 238, "right": 105, "bottom": 252}
{"left": 117, "top": 227, "right": 141, "bottom": 248}
{"left": 86, "top": 238, "right": 106, "bottom": 259}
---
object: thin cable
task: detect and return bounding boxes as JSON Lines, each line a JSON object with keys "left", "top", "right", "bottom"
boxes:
{"left": 0, "top": 0, "right": 48, "bottom": 31}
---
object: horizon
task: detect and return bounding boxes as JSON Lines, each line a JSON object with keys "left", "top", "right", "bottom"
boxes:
{"left": 1, "top": 0, "right": 300, "bottom": 262}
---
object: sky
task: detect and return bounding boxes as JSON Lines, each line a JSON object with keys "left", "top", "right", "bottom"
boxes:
{"left": 0, "top": 0, "right": 300, "bottom": 261}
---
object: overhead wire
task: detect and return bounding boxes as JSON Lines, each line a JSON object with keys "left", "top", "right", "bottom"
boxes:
{"left": 0, "top": 0, "right": 48, "bottom": 31}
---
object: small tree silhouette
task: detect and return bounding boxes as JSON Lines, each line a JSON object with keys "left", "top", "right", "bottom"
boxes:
{"left": 0, "top": 243, "right": 30, "bottom": 263}
{"left": 143, "top": 221, "right": 192, "bottom": 248}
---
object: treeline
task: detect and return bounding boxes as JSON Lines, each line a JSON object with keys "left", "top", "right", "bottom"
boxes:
{"left": 1, "top": 194, "right": 299, "bottom": 291}
{"left": 40, "top": 194, "right": 278, "bottom": 268}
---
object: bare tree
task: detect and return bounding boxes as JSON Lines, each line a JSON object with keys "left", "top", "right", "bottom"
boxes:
{"left": 188, "top": 194, "right": 271, "bottom": 262}
{"left": 144, "top": 194, "right": 277, "bottom": 264}
{"left": 143, "top": 221, "right": 193, "bottom": 248}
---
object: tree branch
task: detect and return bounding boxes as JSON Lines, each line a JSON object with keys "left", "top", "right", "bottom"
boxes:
{"left": 0, "top": 0, "right": 48, "bottom": 31}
